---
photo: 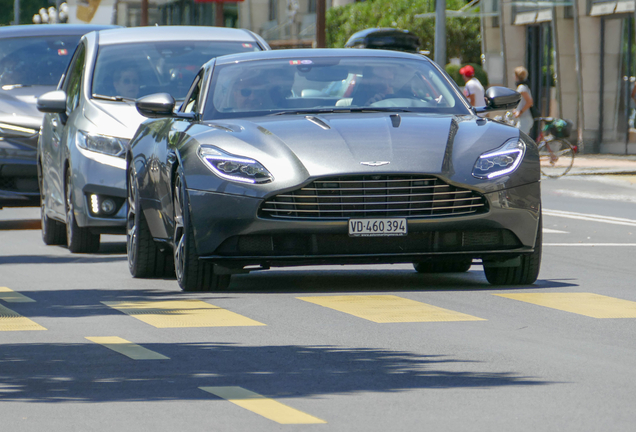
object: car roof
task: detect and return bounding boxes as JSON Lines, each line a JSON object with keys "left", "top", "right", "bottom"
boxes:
{"left": 0, "top": 24, "right": 120, "bottom": 38}
{"left": 213, "top": 48, "right": 429, "bottom": 65}
{"left": 94, "top": 26, "right": 263, "bottom": 45}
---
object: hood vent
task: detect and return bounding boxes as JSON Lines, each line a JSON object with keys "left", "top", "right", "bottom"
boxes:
{"left": 305, "top": 116, "right": 331, "bottom": 130}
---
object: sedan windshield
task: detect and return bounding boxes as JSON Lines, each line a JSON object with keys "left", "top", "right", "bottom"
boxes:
{"left": 92, "top": 41, "right": 262, "bottom": 101}
{"left": 0, "top": 35, "right": 79, "bottom": 87}
{"left": 205, "top": 56, "right": 468, "bottom": 119}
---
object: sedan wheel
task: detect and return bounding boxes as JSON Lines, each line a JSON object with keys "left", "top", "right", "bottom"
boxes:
{"left": 40, "top": 172, "right": 65, "bottom": 245}
{"left": 483, "top": 213, "right": 542, "bottom": 285}
{"left": 127, "top": 168, "right": 174, "bottom": 278}
{"left": 65, "top": 169, "right": 100, "bottom": 253}
{"left": 173, "top": 168, "right": 230, "bottom": 292}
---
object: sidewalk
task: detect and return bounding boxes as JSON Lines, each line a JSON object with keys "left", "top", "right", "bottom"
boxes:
{"left": 568, "top": 154, "right": 636, "bottom": 175}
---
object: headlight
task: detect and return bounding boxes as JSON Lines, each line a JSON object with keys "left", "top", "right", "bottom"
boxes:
{"left": 198, "top": 146, "right": 273, "bottom": 184}
{"left": 472, "top": 139, "right": 525, "bottom": 179}
{"left": 76, "top": 130, "right": 127, "bottom": 158}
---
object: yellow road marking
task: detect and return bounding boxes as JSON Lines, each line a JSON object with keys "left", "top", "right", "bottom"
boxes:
{"left": 0, "top": 287, "right": 35, "bottom": 303}
{"left": 0, "top": 304, "right": 46, "bottom": 331}
{"left": 85, "top": 337, "right": 169, "bottom": 360}
{"left": 200, "top": 386, "right": 326, "bottom": 424}
{"left": 494, "top": 293, "right": 636, "bottom": 318}
{"left": 102, "top": 300, "right": 265, "bottom": 328}
{"left": 297, "top": 295, "right": 485, "bottom": 323}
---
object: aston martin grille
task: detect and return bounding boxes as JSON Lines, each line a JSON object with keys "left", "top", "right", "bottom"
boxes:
{"left": 260, "top": 175, "right": 487, "bottom": 219}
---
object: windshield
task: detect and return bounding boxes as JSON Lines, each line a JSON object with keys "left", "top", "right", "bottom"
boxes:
{"left": 204, "top": 56, "right": 468, "bottom": 120}
{"left": 0, "top": 35, "right": 79, "bottom": 87}
{"left": 91, "top": 41, "right": 262, "bottom": 101}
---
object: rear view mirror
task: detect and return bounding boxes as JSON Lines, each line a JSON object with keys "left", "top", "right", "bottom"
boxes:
{"left": 136, "top": 93, "right": 176, "bottom": 118}
{"left": 37, "top": 90, "right": 67, "bottom": 114}
{"left": 476, "top": 87, "right": 521, "bottom": 112}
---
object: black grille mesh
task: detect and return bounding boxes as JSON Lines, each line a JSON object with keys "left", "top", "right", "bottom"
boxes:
{"left": 260, "top": 175, "right": 487, "bottom": 219}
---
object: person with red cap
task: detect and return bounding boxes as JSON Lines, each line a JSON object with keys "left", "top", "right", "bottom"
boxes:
{"left": 459, "top": 65, "right": 485, "bottom": 108}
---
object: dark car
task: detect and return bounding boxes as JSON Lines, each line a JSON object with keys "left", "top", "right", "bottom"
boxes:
{"left": 345, "top": 28, "right": 421, "bottom": 53}
{"left": 126, "top": 48, "right": 541, "bottom": 292}
{"left": 36, "top": 26, "right": 270, "bottom": 253}
{"left": 0, "top": 24, "right": 118, "bottom": 209}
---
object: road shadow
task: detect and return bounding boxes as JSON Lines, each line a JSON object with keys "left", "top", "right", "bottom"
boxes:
{"left": 227, "top": 268, "right": 579, "bottom": 294}
{"left": 0, "top": 342, "right": 553, "bottom": 403}
{"left": 0, "top": 219, "right": 40, "bottom": 231}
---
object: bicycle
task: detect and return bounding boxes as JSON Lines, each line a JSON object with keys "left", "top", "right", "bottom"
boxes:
{"left": 535, "top": 117, "right": 576, "bottom": 178}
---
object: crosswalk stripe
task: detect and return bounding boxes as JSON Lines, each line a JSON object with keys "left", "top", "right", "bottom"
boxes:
{"left": 0, "top": 287, "right": 35, "bottom": 303}
{"left": 494, "top": 293, "right": 636, "bottom": 318}
{"left": 0, "top": 304, "right": 46, "bottom": 331}
{"left": 85, "top": 337, "right": 169, "bottom": 360}
{"left": 200, "top": 386, "right": 326, "bottom": 424}
{"left": 297, "top": 295, "right": 485, "bottom": 323}
{"left": 102, "top": 300, "right": 266, "bottom": 328}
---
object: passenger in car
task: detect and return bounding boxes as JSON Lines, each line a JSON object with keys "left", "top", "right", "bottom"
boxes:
{"left": 113, "top": 67, "right": 140, "bottom": 99}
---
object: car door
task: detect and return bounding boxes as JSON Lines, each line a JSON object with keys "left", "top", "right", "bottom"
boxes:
{"left": 45, "top": 42, "right": 87, "bottom": 218}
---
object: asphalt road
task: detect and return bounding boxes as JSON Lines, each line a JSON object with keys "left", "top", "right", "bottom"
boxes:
{"left": 1, "top": 174, "right": 635, "bottom": 432}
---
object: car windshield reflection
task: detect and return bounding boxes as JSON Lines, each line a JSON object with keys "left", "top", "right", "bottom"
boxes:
{"left": 91, "top": 41, "right": 261, "bottom": 102}
{"left": 206, "top": 57, "right": 466, "bottom": 120}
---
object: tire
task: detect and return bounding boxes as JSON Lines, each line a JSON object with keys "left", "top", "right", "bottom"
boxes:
{"left": 127, "top": 167, "right": 174, "bottom": 278}
{"left": 413, "top": 259, "right": 472, "bottom": 273}
{"left": 65, "top": 169, "right": 100, "bottom": 253}
{"left": 538, "top": 139, "right": 575, "bottom": 178}
{"left": 40, "top": 169, "right": 65, "bottom": 246}
{"left": 483, "top": 214, "right": 542, "bottom": 285}
{"left": 173, "top": 168, "right": 230, "bottom": 292}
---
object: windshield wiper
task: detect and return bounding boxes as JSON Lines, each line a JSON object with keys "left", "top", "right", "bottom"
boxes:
{"left": 269, "top": 107, "right": 414, "bottom": 116}
{"left": 92, "top": 94, "right": 136, "bottom": 102}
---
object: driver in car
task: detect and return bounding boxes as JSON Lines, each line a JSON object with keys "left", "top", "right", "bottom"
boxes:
{"left": 113, "top": 67, "right": 140, "bottom": 99}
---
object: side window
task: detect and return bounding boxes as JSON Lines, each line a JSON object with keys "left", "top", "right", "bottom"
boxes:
{"left": 63, "top": 44, "right": 86, "bottom": 115}
{"left": 183, "top": 73, "right": 203, "bottom": 114}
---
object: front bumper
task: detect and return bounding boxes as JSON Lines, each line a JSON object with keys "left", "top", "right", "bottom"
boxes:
{"left": 188, "top": 181, "right": 541, "bottom": 268}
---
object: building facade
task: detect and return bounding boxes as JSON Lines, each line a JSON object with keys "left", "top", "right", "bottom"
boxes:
{"left": 482, "top": 0, "right": 636, "bottom": 154}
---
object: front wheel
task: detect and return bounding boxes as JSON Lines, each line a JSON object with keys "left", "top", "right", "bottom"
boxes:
{"left": 173, "top": 168, "right": 230, "bottom": 292}
{"left": 483, "top": 214, "right": 542, "bottom": 285}
{"left": 538, "top": 139, "right": 575, "bottom": 178}
{"left": 65, "top": 169, "right": 100, "bottom": 253}
{"left": 127, "top": 167, "right": 174, "bottom": 278}
{"left": 40, "top": 169, "right": 65, "bottom": 245}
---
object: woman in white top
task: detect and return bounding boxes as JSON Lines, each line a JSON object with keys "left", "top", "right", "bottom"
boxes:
{"left": 513, "top": 66, "right": 534, "bottom": 135}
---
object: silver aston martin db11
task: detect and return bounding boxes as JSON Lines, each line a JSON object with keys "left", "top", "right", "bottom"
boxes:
{"left": 127, "top": 49, "right": 541, "bottom": 291}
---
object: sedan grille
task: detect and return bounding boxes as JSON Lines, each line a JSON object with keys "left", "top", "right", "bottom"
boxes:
{"left": 260, "top": 175, "right": 487, "bottom": 219}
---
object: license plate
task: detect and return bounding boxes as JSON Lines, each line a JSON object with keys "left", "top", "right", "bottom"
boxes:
{"left": 348, "top": 218, "right": 407, "bottom": 237}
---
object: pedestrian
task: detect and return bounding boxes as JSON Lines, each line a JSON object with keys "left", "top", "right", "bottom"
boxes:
{"left": 459, "top": 65, "right": 486, "bottom": 108}
{"left": 513, "top": 66, "right": 535, "bottom": 135}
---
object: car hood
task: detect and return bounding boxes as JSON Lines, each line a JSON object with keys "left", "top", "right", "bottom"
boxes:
{"left": 85, "top": 99, "right": 147, "bottom": 139}
{"left": 0, "top": 85, "right": 55, "bottom": 129}
{"left": 196, "top": 113, "right": 520, "bottom": 181}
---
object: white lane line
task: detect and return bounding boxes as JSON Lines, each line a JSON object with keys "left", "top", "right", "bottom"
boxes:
{"left": 543, "top": 209, "right": 636, "bottom": 227}
{"left": 545, "top": 243, "right": 636, "bottom": 247}
{"left": 543, "top": 228, "right": 569, "bottom": 234}
{"left": 551, "top": 189, "right": 636, "bottom": 203}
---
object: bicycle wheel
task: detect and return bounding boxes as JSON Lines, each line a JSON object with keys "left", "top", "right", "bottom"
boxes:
{"left": 538, "top": 138, "right": 575, "bottom": 178}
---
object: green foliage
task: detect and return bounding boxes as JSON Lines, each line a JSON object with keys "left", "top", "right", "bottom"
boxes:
{"left": 326, "top": 0, "right": 482, "bottom": 65}
{"left": 0, "top": 0, "right": 52, "bottom": 25}
{"left": 446, "top": 63, "right": 489, "bottom": 87}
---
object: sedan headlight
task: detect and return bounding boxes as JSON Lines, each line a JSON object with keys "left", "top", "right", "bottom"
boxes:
{"left": 198, "top": 146, "right": 273, "bottom": 184}
{"left": 76, "top": 130, "right": 127, "bottom": 158}
{"left": 472, "top": 139, "right": 526, "bottom": 179}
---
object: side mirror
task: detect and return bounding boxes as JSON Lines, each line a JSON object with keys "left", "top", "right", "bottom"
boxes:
{"left": 136, "top": 93, "right": 176, "bottom": 118}
{"left": 37, "top": 90, "right": 67, "bottom": 113}
{"left": 475, "top": 86, "right": 521, "bottom": 113}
